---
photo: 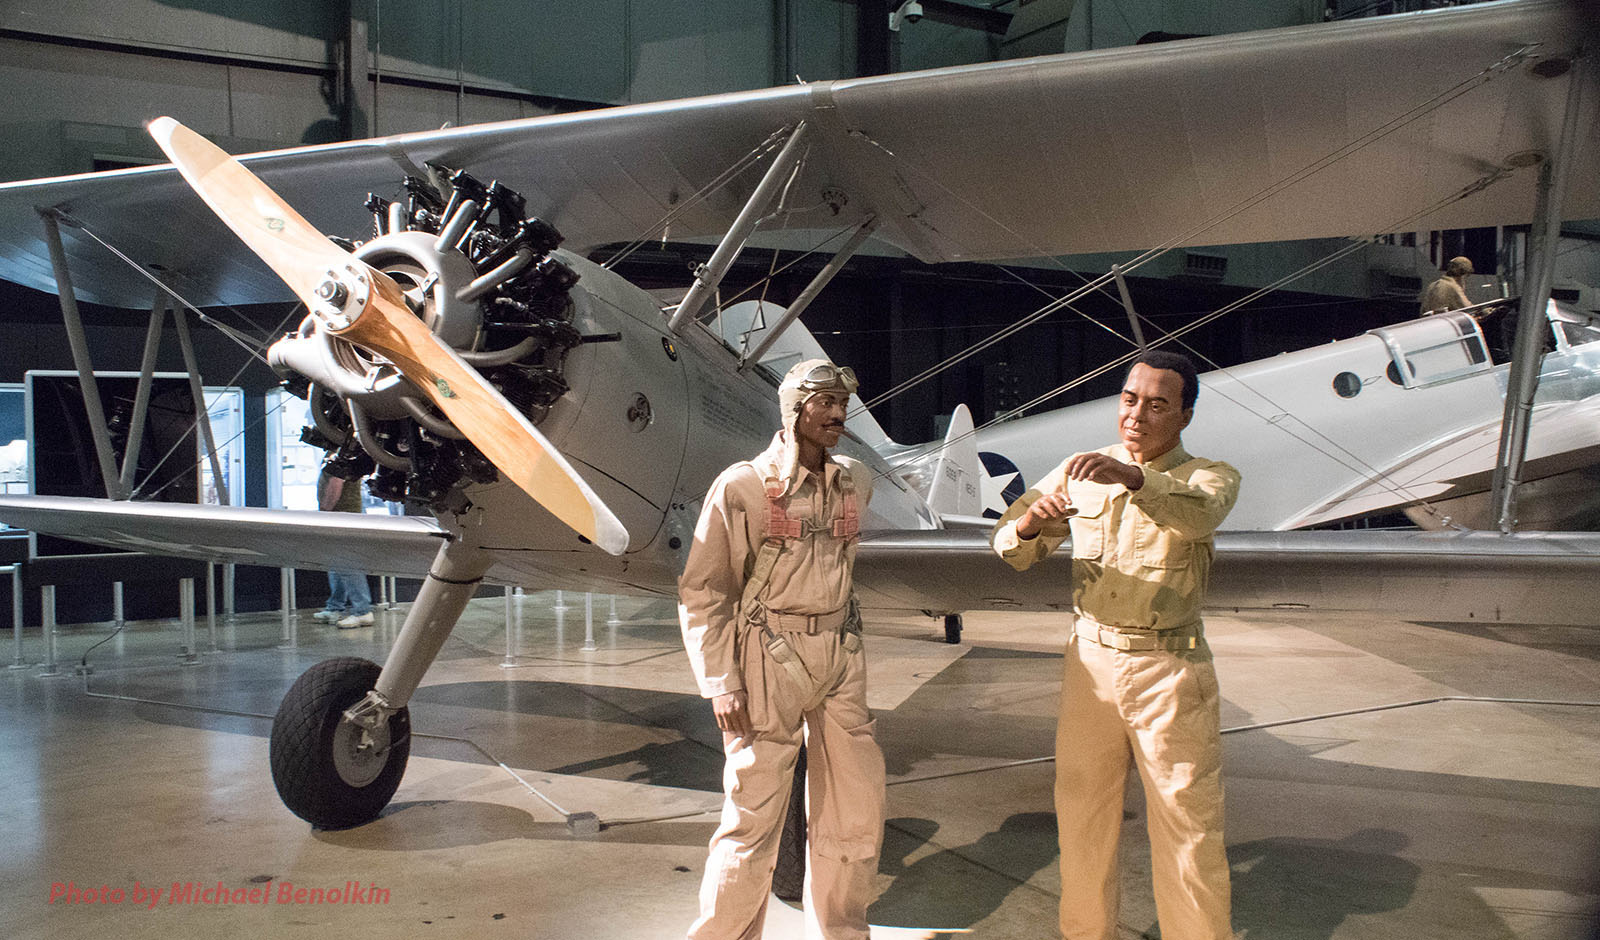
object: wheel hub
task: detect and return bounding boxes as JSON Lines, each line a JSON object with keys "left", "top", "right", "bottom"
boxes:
{"left": 331, "top": 715, "right": 392, "bottom": 788}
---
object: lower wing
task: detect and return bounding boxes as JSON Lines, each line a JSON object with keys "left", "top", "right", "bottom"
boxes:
{"left": 856, "top": 529, "right": 1600, "bottom": 626}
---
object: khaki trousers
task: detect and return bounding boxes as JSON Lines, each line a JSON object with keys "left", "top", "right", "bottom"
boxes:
{"left": 689, "top": 627, "right": 886, "bottom": 940}
{"left": 1055, "top": 630, "right": 1232, "bottom": 940}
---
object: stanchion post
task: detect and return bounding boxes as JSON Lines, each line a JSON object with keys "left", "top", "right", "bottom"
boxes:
{"left": 178, "top": 577, "right": 199, "bottom": 665}
{"left": 500, "top": 585, "right": 518, "bottom": 668}
{"left": 205, "top": 562, "right": 218, "bottom": 653}
{"left": 279, "top": 567, "right": 297, "bottom": 649}
{"left": 553, "top": 589, "right": 570, "bottom": 612}
{"left": 112, "top": 581, "right": 125, "bottom": 626}
{"left": 223, "top": 562, "right": 236, "bottom": 622}
{"left": 39, "top": 585, "right": 60, "bottom": 677}
{"left": 581, "top": 592, "right": 596, "bottom": 652}
{"left": 7, "top": 566, "right": 24, "bottom": 669}
{"left": 607, "top": 595, "right": 621, "bottom": 625}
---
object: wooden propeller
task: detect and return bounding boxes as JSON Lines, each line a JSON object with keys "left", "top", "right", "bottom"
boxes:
{"left": 149, "top": 117, "right": 628, "bottom": 555}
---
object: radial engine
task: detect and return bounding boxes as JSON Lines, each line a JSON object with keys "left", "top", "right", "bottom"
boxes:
{"left": 268, "top": 169, "right": 583, "bottom": 511}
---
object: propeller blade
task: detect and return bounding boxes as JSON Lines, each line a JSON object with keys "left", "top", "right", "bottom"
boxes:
{"left": 149, "top": 117, "right": 628, "bottom": 554}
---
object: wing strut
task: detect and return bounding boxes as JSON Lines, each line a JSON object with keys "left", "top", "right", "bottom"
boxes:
{"left": 1111, "top": 263, "right": 1148, "bottom": 353}
{"left": 738, "top": 216, "right": 879, "bottom": 371}
{"left": 667, "top": 122, "right": 811, "bottom": 332}
{"left": 39, "top": 211, "right": 125, "bottom": 499}
{"left": 1490, "top": 55, "right": 1588, "bottom": 533}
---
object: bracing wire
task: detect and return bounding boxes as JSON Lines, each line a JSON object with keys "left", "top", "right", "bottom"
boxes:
{"left": 875, "top": 160, "right": 1517, "bottom": 516}
{"left": 52, "top": 211, "right": 305, "bottom": 501}
{"left": 601, "top": 125, "right": 797, "bottom": 271}
{"left": 847, "top": 45, "right": 1543, "bottom": 517}
{"left": 852, "top": 42, "right": 1540, "bottom": 415}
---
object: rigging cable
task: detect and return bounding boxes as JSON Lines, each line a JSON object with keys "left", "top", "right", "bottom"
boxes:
{"left": 601, "top": 125, "right": 797, "bottom": 271}
{"left": 55, "top": 213, "right": 306, "bottom": 500}
{"left": 851, "top": 42, "right": 1540, "bottom": 414}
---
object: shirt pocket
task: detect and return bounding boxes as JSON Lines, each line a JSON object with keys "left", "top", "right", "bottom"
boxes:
{"left": 1067, "top": 490, "right": 1109, "bottom": 558}
{"left": 1134, "top": 517, "right": 1192, "bottom": 569}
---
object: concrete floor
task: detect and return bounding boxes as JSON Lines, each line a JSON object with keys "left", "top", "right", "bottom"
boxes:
{"left": 2, "top": 591, "right": 1598, "bottom": 939}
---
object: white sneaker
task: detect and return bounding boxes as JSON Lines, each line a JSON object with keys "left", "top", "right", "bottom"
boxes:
{"left": 337, "top": 612, "right": 375, "bottom": 629}
{"left": 312, "top": 609, "right": 342, "bottom": 622}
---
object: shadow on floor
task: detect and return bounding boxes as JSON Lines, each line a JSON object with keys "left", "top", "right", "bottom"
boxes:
{"left": 1215, "top": 828, "right": 1425, "bottom": 940}
{"left": 870, "top": 812, "right": 1057, "bottom": 931}
{"left": 310, "top": 799, "right": 575, "bottom": 851}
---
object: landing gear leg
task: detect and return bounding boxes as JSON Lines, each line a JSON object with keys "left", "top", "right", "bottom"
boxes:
{"left": 943, "top": 613, "right": 963, "bottom": 645}
{"left": 268, "top": 539, "right": 493, "bottom": 828}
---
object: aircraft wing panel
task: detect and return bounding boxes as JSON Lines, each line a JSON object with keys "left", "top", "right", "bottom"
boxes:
{"left": 0, "top": 495, "right": 449, "bottom": 578}
{"left": 854, "top": 527, "right": 1600, "bottom": 626}
{"left": 0, "top": 1, "right": 1595, "bottom": 307}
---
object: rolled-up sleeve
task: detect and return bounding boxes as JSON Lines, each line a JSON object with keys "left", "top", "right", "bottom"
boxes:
{"left": 1128, "top": 460, "right": 1240, "bottom": 540}
{"left": 991, "top": 457, "right": 1073, "bottom": 571}
{"left": 678, "top": 472, "right": 751, "bottom": 698}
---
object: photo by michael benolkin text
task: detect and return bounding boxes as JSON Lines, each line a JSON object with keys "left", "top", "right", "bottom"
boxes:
{"left": 49, "top": 879, "right": 391, "bottom": 908}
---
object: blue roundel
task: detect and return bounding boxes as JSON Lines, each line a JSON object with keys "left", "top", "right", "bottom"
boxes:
{"left": 978, "top": 451, "right": 1026, "bottom": 518}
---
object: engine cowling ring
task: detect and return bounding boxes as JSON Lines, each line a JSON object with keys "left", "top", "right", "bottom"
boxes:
{"left": 352, "top": 231, "right": 482, "bottom": 351}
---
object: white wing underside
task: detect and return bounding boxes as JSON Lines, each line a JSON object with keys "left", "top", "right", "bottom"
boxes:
{"left": 3, "top": 495, "right": 1597, "bottom": 625}
{"left": 0, "top": 1, "right": 1594, "bottom": 307}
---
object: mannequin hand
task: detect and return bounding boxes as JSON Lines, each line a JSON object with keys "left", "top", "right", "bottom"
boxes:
{"left": 1065, "top": 452, "right": 1143, "bottom": 489}
{"left": 1017, "top": 493, "right": 1074, "bottom": 539}
{"left": 712, "top": 690, "right": 752, "bottom": 739}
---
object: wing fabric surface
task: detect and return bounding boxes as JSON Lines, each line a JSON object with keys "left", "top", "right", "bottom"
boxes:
{"left": 853, "top": 527, "right": 1600, "bottom": 626}
{"left": 5, "top": 494, "right": 1598, "bottom": 624}
{"left": 0, "top": 496, "right": 448, "bottom": 578}
{"left": 0, "top": 1, "right": 1595, "bottom": 307}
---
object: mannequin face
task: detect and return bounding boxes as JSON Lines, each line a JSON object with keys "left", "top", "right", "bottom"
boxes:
{"left": 794, "top": 392, "right": 849, "bottom": 453}
{"left": 1119, "top": 363, "right": 1191, "bottom": 461}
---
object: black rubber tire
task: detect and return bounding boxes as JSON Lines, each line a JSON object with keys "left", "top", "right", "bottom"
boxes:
{"left": 269, "top": 657, "right": 410, "bottom": 829}
{"left": 772, "top": 744, "right": 807, "bottom": 902}
{"left": 944, "top": 613, "right": 963, "bottom": 645}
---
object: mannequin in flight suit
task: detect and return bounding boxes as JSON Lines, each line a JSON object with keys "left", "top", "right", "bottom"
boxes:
{"left": 678, "top": 359, "right": 885, "bottom": 940}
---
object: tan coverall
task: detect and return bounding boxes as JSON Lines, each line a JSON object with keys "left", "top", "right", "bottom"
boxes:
{"left": 992, "top": 443, "right": 1241, "bottom": 940}
{"left": 1420, "top": 275, "right": 1470, "bottom": 314}
{"left": 679, "top": 431, "right": 885, "bottom": 940}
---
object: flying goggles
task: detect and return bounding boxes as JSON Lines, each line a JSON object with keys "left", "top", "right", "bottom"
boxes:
{"left": 796, "top": 363, "right": 859, "bottom": 395}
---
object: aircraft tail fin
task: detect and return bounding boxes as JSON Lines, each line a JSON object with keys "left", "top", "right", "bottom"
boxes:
{"left": 926, "top": 404, "right": 982, "bottom": 522}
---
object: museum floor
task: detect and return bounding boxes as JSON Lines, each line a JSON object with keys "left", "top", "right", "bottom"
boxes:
{"left": 2, "top": 590, "right": 1597, "bottom": 939}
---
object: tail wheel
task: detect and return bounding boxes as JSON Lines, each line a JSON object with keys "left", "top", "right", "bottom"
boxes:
{"left": 269, "top": 657, "right": 411, "bottom": 829}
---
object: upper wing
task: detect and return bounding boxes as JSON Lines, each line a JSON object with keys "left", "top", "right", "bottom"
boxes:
{"left": 854, "top": 527, "right": 1600, "bottom": 626}
{"left": 1, "top": 0, "right": 1594, "bottom": 307}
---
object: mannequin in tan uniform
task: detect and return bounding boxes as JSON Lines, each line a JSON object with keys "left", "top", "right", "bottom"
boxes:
{"left": 1421, "top": 256, "right": 1473, "bottom": 314}
{"left": 679, "top": 359, "right": 885, "bottom": 940}
{"left": 992, "top": 350, "right": 1241, "bottom": 940}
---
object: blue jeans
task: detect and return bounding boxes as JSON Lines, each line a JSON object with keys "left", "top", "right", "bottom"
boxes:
{"left": 325, "top": 570, "right": 373, "bottom": 615}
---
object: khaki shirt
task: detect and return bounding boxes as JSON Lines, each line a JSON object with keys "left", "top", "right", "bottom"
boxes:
{"left": 991, "top": 444, "right": 1240, "bottom": 631}
{"left": 678, "top": 432, "right": 874, "bottom": 698}
{"left": 1420, "top": 276, "right": 1470, "bottom": 314}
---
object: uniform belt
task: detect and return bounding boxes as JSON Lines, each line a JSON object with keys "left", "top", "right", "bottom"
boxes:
{"left": 1073, "top": 616, "right": 1201, "bottom": 652}
{"left": 764, "top": 607, "right": 849, "bottom": 634}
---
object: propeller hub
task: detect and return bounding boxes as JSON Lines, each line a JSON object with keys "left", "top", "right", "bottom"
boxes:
{"left": 311, "top": 263, "right": 372, "bottom": 331}
{"left": 315, "top": 279, "right": 348, "bottom": 306}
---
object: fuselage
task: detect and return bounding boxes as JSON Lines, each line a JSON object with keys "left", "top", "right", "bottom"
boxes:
{"left": 426, "top": 252, "right": 938, "bottom": 593}
{"left": 973, "top": 303, "right": 1600, "bottom": 531}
